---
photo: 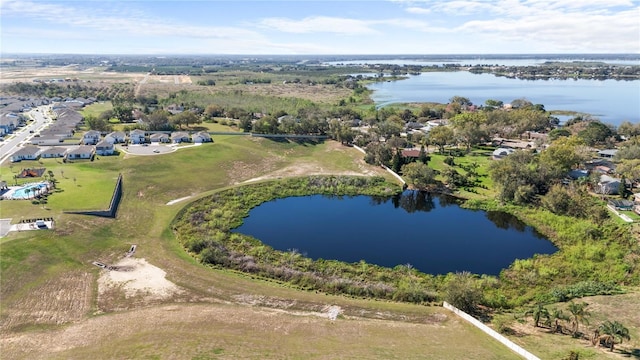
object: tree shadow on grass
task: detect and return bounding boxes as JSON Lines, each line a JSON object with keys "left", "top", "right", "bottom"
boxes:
{"left": 618, "top": 348, "right": 640, "bottom": 358}
{"left": 264, "top": 137, "right": 325, "bottom": 147}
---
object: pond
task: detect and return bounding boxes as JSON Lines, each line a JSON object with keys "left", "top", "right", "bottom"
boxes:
{"left": 233, "top": 191, "right": 557, "bottom": 276}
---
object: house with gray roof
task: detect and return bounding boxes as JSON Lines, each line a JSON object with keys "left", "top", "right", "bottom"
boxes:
{"left": 82, "top": 130, "right": 101, "bottom": 145}
{"left": 150, "top": 133, "right": 170, "bottom": 143}
{"left": 10, "top": 146, "right": 41, "bottom": 162}
{"left": 170, "top": 131, "right": 190, "bottom": 143}
{"left": 192, "top": 131, "right": 212, "bottom": 143}
{"left": 95, "top": 140, "right": 115, "bottom": 156}
{"left": 65, "top": 146, "right": 95, "bottom": 160}
{"left": 129, "top": 129, "right": 146, "bottom": 144}
{"left": 39, "top": 147, "right": 68, "bottom": 159}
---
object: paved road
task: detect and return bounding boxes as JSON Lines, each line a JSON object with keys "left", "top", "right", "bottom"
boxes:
{"left": 0, "top": 105, "right": 53, "bottom": 164}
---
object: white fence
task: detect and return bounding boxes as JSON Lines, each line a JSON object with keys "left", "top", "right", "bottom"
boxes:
{"left": 442, "top": 302, "right": 540, "bottom": 360}
{"left": 352, "top": 144, "right": 406, "bottom": 185}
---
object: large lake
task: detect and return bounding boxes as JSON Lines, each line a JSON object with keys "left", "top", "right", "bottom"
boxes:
{"left": 233, "top": 191, "right": 557, "bottom": 276}
{"left": 367, "top": 71, "right": 640, "bottom": 126}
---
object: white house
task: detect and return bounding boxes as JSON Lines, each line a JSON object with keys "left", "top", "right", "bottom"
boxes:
{"left": 192, "top": 131, "right": 212, "bottom": 143}
{"left": 95, "top": 140, "right": 115, "bottom": 156}
{"left": 65, "top": 145, "right": 95, "bottom": 160}
{"left": 129, "top": 129, "right": 146, "bottom": 144}
{"left": 170, "top": 131, "right": 190, "bottom": 143}
{"left": 39, "top": 147, "right": 67, "bottom": 158}
{"left": 31, "top": 136, "right": 64, "bottom": 146}
{"left": 82, "top": 130, "right": 101, "bottom": 145}
{"left": 107, "top": 131, "right": 126, "bottom": 143}
{"left": 10, "top": 146, "right": 40, "bottom": 162}
{"left": 150, "top": 133, "right": 170, "bottom": 143}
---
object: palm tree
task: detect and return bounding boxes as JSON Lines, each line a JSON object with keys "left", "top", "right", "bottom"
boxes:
{"left": 594, "top": 320, "right": 631, "bottom": 352}
{"left": 548, "top": 308, "right": 569, "bottom": 333}
{"left": 567, "top": 301, "right": 591, "bottom": 336}
{"left": 524, "top": 303, "right": 550, "bottom": 328}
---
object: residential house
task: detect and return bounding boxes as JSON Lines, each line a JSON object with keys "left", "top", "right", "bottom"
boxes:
{"left": 492, "top": 147, "right": 515, "bottom": 160}
{"left": 0, "top": 112, "right": 20, "bottom": 135}
{"left": 31, "top": 136, "right": 64, "bottom": 146}
{"left": 10, "top": 146, "right": 40, "bottom": 162}
{"left": 598, "top": 149, "right": 618, "bottom": 158}
{"left": 150, "top": 133, "right": 170, "bottom": 143}
{"left": 170, "top": 131, "right": 190, "bottom": 143}
{"left": 39, "top": 147, "right": 67, "bottom": 159}
{"left": 192, "top": 131, "right": 212, "bottom": 143}
{"left": 608, "top": 199, "right": 634, "bottom": 211}
{"left": 82, "top": 130, "right": 101, "bottom": 145}
{"left": 95, "top": 140, "right": 115, "bottom": 156}
{"left": 65, "top": 145, "right": 95, "bottom": 160}
{"left": 401, "top": 149, "right": 421, "bottom": 161}
{"left": 129, "top": 129, "right": 146, "bottom": 144}
{"left": 596, "top": 174, "right": 621, "bottom": 195}
{"left": 107, "top": 131, "right": 126, "bottom": 143}
{"left": 568, "top": 169, "right": 589, "bottom": 180}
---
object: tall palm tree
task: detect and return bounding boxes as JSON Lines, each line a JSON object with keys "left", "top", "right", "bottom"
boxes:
{"left": 594, "top": 320, "right": 631, "bottom": 352}
{"left": 567, "top": 301, "right": 590, "bottom": 336}
{"left": 525, "top": 303, "right": 550, "bottom": 328}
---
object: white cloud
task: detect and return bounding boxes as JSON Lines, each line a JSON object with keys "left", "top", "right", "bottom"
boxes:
{"left": 259, "top": 16, "right": 379, "bottom": 35}
{"left": 405, "top": 7, "right": 431, "bottom": 14}
{"left": 1, "top": 0, "right": 265, "bottom": 41}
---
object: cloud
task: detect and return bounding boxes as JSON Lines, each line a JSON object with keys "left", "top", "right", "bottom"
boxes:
{"left": 395, "top": 0, "right": 640, "bottom": 52}
{"left": 259, "top": 16, "right": 379, "bottom": 35}
{"left": 1, "top": 0, "right": 264, "bottom": 40}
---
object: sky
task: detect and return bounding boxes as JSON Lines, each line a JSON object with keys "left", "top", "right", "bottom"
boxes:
{"left": 1, "top": 0, "right": 639, "bottom": 55}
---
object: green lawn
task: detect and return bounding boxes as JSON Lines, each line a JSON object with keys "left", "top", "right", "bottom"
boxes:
{"left": 79, "top": 101, "right": 113, "bottom": 118}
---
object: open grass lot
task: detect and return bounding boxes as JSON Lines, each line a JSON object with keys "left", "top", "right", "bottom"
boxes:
{"left": 79, "top": 101, "right": 113, "bottom": 118}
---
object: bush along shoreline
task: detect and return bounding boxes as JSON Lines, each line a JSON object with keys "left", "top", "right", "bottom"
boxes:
{"left": 172, "top": 176, "right": 640, "bottom": 307}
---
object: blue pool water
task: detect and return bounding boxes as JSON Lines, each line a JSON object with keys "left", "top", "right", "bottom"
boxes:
{"left": 10, "top": 182, "right": 48, "bottom": 199}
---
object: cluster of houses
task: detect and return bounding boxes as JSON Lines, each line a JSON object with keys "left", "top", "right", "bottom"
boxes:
{"left": 11, "top": 128, "right": 213, "bottom": 163}
{"left": 2, "top": 94, "right": 214, "bottom": 164}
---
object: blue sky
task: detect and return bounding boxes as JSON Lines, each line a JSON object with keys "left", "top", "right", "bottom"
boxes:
{"left": 1, "top": 0, "right": 639, "bottom": 55}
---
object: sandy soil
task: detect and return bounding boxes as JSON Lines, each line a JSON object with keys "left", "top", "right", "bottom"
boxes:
{"left": 97, "top": 257, "right": 184, "bottom": 300}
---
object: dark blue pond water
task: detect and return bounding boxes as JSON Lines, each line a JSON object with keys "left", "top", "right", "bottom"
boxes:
{"left": 233, "top": 191, "right": 557, "bottom": 276}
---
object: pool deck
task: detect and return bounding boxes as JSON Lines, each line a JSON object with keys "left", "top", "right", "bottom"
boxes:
{"left": 1, "top": 182, "right": 51, "bottom": 200}
{"left": 0, "top": 218, "right": 55, "bottom": 238}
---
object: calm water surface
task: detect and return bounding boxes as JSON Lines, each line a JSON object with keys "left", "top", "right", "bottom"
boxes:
{"left": 367, "top": 72, "right": 640, "bottom": 126}
{"left": 233, "top": 191, "right": 557, "bottom": 276}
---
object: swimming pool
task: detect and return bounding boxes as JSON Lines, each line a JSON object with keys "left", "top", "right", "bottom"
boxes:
{"left": 6, "top": 182, "right": 49, "bottom": 200}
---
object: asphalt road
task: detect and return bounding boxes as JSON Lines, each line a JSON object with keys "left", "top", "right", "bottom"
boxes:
{"left": 0, "top": 106, "right": 53, "bottom": 164}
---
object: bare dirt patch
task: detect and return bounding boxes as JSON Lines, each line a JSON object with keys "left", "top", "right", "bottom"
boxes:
{"left": 97, "top": 258, "right": 184, "bottom": 302}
